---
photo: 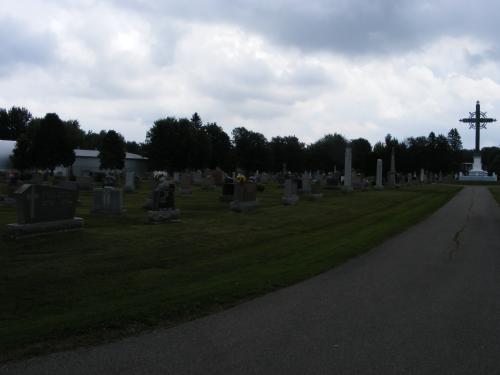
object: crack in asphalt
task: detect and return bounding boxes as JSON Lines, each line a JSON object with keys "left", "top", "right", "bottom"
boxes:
{"left": 449, "top": 191, "right": 475, "bottom": 260}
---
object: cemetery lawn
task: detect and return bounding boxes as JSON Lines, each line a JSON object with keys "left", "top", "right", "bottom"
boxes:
{"left": 0, "top": 183, "right": 460, "bottom": 361}
{"left": 489, "top": 186, "right": 500, "bottom": 203}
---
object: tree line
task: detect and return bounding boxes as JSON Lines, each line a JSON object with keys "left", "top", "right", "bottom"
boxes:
{"left": 2, "top": 106, "right": 500, "bottom": 175}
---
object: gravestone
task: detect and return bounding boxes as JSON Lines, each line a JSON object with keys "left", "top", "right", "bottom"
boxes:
{"left": 179, "top": 173, "right": 192, "bottom": 195}
{"left": 282, "top": 179, "right": 299, "bottom": 205}
{"left": 124, "top": 171, "right": 136, "bottom": 192}
{"left": 375, "top": 159, "right": 384, "bottom": 190}
{"left": 230, "top": 183, "right": 258, "bottom": 212}
{"left": 212, "top": 169, "right": 225, "bottom": 186}
{"left": 148, "top": 180, "right": 180, "bottom": 223}
{"left": 342, "top": 144, "right": 353, "bottom": 192}
{"left": 387, "top": 147, "right": 396, "bottom": 187}
{"left": 201, "top": 175, "right": 216, "bottom": 190}
{"left": 301, "top": 173, "right": 312, "bottom": 195}
{"left": 103, "top": 174, "right": 118, "bottom": 187}
{"left": 92, "top": 187, "right": 124, "bottom": 215}
{"left": 325, "top": 173, "right": 340, "bottom": 189}
{"left": 6, "top": 184, "right": 83, "bottom": 238}
{"left": 192, "top": 171, "right": 202, "bottom": 185}
{"left": 220, "top": 182, "right": 234, "bottom": 202}
{"left": 310, "top": 180, "right": 323, "bottom": 199}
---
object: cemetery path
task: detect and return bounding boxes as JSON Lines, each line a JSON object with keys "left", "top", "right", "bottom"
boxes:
{"left": 3, "top": 186, "right": 500, "bottom": 375}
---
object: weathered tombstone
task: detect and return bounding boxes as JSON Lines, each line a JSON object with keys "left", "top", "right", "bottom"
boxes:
{"left": 92, "top": 187, "right": 124, "bottom": 215}
{"left": 342, "top": 144, "right": 353, "bottom": 192}
{"left": 6, "top": 184, "right": 83, "bottom": 238}
{"left": 220, "top": 182, "right": 234, "bottom": 202}
{"left": 192, "top": 171, "right": 202, "bottom": 185}
{"left": 351, "top": 173, "right": 365, "bottom": 190}
{"left": 325, "top": 172, "right": 340, "bottom": 189}
{"left": 375, "top": 159, "right": 384, "bottom": 190}
{"left": 387, "top": 147, "right": 396, "bottom": 187}
{"left": 230, "top": 183, "right": 258, "bottom": 212}
{"left": 212, "top": 169, "right": 225, "bottom": 186}
{"left": 147, "top": 180, "right": 180, "bottom": 223}
{"left": 301, "top": 173, "right": 312, "bottom": 195}
{"left": 407, "top": 173, "right": 413, "bottom": 184}
{"left": 179, "top": 173, "right": 192, "bottom": 195}
{"left": 282, "top": 179, "right": 299, "bottom": 205}
{"left": 310, "top": 180, "right": 323, "bottom": 199}
{"left": 103, "top": 174, "right": 118, "bottom": 187}
{"left": 201, "top": 175, "right": 216, "bottom": 190}
{"left": 124, "top": 171, "right": 136, "bottom": 192}
{"left": 260, "top": 172, "right": 270, "bottom": 184}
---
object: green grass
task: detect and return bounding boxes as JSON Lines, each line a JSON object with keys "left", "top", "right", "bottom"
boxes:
{"left": 0, "top": 182, "right": 460, "bottom": 361}
{"left": 489, "top": 186, "right": 500, "bottom": 203}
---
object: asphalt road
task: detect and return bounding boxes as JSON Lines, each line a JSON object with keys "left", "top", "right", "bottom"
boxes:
{"left": 2, "top": 186, "right": 500, "bottom": 375}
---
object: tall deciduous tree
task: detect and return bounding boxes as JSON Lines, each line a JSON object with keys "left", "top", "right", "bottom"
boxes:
{"left": 306, "top": 133, "right": 347, "bottom": 172}
{"left": 32, "top": 113, "right": 76, "bottom": 173}
{"left": 98, "top": 130, "right": 126, "bottom": 170}
{"left": 0, "top": 106, "right": 32, "bottom": 140}
{"left": 270, "top": 135, "right": 305, "bottom": 172}
{"left": 145, "top": 117, "right": 209, "bottom": 172}
{"left": 204, "top": 122, "right": 232, "bottom": 170}
{"left": 232, "top": 127, "right": 270, "bottom": 172}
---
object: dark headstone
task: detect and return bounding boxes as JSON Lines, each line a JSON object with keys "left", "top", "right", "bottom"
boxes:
{"left": 231, "top": 183, "right": 258, "bottom": 212}
{"left": 148, "top": 181, "right": 180, "bottom": 223}
{"left": 6, "top": 184, "right": 83, "bottom": 238}
{"left": 92, "top": 187, "right": 124, "bottom": 215}
{"left": 220, "top": 183, "right": 234, "bottom": 202}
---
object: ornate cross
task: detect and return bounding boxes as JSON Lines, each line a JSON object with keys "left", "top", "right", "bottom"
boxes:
{"left": 459, "top": 101, "right": 496, "bottom": 153}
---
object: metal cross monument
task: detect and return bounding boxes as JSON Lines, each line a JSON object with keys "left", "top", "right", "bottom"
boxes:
{"left": 459, "top": 101, "right": 497, "bottom": 154}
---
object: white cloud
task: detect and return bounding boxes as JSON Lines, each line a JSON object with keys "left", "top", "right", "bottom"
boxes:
{"left": 1, "top": 0, "right": 500, "bottom": 150}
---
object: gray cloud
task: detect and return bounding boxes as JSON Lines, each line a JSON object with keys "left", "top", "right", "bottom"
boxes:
{"left": 111, "top": 0, "right": 500, "bottom": 57}
{"left": 0, "top": 17, "right": 56, "bottom": 73}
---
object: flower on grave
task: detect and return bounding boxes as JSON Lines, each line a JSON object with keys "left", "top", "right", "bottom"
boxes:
{"left": 153, "top": 171, "right": 168, "bottom": 181}
{"left": 236, "top": 174, "right": 246, "bottom": 184}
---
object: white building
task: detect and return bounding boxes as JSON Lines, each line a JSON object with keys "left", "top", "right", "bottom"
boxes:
{"left": 67, "top": 149, "right": 148, "bottom": 176}
{"left": 0, "top": 140, "right": 15, "bottom": 171}
{"left": 0, "top": 140, "right": 148, "bottom": 175}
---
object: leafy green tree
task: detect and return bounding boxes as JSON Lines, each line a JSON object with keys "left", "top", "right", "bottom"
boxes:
{"left": 191, "top": 112, "right": 202, "bottom": 129}
{"left": 306, "top": 133, "right": 347, "bottom": 172}
{"left": 489, "top": 153, "right": 500, "bottom": 175}
{"left": 126, "top": 141, "right": 142, "bottom": 154}
{"left": 447, "top": 128, "right": 463, "bottom": 172}
{"left": 481, "top": 147, "right": 500, "bottom": 174}
{"left": 232, "top": 127, "right": 270, "bottom": 172}
{"left": 10, "top": 134, "right": 34, "bottom": 171}
{"left": 351, "top": 138, "right": 372, "bottom": 174}
{"left": 145, "top": 117, "right": 208, "bottom": 172}
{"left": 270, "top": 135, "right": 305, "bottom": 172}
{"left": 98, "top": 130, "right": 126, "bottom": 170}
{"left": 32, "top": 113, "right": 75, "bottom": 173}
{"left": 81, "top": 130, "right": 106, "bottom": 150}
{"left": 0, "top": 106, "right": 32, "bottom": 140}
{"left": 204, "top": 122, "right": 232, "bottom": 170}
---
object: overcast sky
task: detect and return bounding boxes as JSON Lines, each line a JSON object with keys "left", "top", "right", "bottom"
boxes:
{"left": 2, "top": 0, "right": 500, "bottom": 149}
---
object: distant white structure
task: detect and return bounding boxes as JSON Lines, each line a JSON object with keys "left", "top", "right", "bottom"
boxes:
{"left": 66, "top": 149, "right": 148, "bottom": 177}
{"left": 0, "top": 140, "right": 16, "bottom": 171}
{"left": 0, "top": 140, "right": 148, "bottom": 176}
